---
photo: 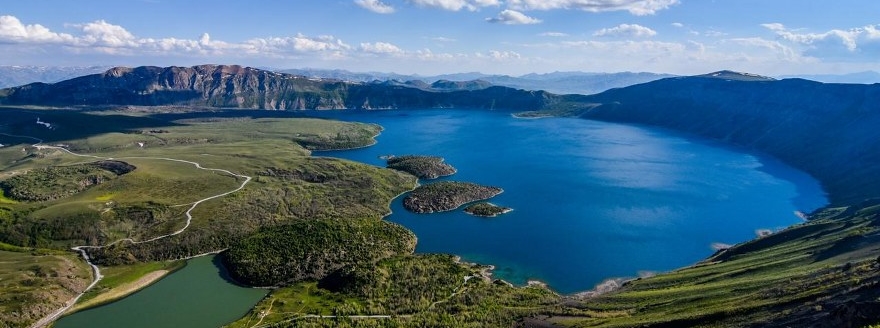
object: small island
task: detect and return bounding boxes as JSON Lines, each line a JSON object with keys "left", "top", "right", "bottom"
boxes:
{"left": 386, "top": 155, "right": 457, "bottom": 180}
{"left": 403, "top": 181, "right": 502, "bottom": 213}
{"left": 463, "top": 202, "right": 512, "bottom": 217}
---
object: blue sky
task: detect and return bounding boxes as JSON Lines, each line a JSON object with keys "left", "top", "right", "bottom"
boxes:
{"left": 1, "top": 0, "right": 878, "bottom": 75}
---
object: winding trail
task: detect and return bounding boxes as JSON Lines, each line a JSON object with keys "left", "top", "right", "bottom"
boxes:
{"left": 2, "top": 133, "right": 253, "bottom": 328}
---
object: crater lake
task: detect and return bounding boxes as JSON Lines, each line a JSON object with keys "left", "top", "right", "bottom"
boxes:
{"left": 316, "top": 109, "right": 827, "bottom": 294}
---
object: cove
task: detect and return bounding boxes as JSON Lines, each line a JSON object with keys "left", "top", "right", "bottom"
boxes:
{"left": 54, "top": 255, "right": 268, "bottom": 328}
{"left": 317, "top": 109, "right": 827, "bottom": 294}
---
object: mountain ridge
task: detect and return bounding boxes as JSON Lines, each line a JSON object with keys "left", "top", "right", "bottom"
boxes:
{"left": 0, "top": 64, "right": 554, "bottom": 111}
{"left": 573, "top": 75, "right": 880, "bottom": 205}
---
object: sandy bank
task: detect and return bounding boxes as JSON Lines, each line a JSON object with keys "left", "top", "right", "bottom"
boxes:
{"left": 67, "top": 270, "right": 170, "bottom": 314}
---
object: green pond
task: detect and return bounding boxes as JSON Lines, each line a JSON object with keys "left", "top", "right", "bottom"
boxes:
{"left": 54, "top": 255, "right": 268, "bottom": 328}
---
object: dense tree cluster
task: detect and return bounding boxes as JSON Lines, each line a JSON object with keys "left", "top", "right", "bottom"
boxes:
{"left": 0, "top": 161, "right": 133, "bottom": 202}
{"left": 385, "top": 155, "right": 456, "bottom": 180}
{"left": 403, "top": 181, "right": 502, "bottom": 213}
{"left": 223, "top": 218, "right": 416, "bottom": 286}
{"left": 463, "top": 202, "right": 511, "bottom": 217}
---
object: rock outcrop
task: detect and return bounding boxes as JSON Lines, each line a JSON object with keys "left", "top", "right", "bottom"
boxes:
{"left": 0, "top": 64, "right": 555, "bottom": 110}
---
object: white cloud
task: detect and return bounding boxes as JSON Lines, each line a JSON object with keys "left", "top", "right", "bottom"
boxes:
{"left": 724, "top": 37, "right": 800, "bottom": 61}
{"left": 355, "top": 0, "right": 395, "bottom": 14}
{"left": 476, "top": 50, "right": 522, "bottom": 59}
{"left": 486, "top": 10, "right": 542, "bottom": 25}
{"left": 761, "top": 23, "right": 880, "bottom": 60}
{"left": 507, "top": 0, "right": 679, "bottom": 15}
{"left": 360, "top": 41, "right": 404, "bottom": 54}
{"left": 0, "top": 15, "right": 357, "bottom": 59}
{"left": 79, "top": 20, "right": 137, "bottom": 47}
{"left": 0, "top": 15, "right": 75, "bottom": 44}
{"left": 407, "top": 0, "right": 500, "bottom": 11}
{"left": 594, "top": 24, "right": 657, "bottom": 38}
{"left": 539, "top": 32, "right": 568, "bottom": 37}
{"left": 246, "top": 34, "right": 351, "bottom": 55}
{"left": 414, "top": 48, "right": 459, "bottom": 61}
{"left": 671, "top": 22, "right": 684, "bottom": 28}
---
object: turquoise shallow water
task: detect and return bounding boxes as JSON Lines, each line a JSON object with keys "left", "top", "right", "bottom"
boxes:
{"left": 317, "top": 109, "right": 827, "bottom": 294}
{"left": 54, "top": 255, "right": 268, "bottom": 328}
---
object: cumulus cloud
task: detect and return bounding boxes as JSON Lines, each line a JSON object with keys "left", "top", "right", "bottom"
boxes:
{"left": 724, "top": 37, "right": 799, "bottom": 61}
{"left": 507, "top": 0, "right": 679, "bottom": 15}
{"left": 594, "top": 24, "right": 657, "bottom": 38}
{"left": 762, "top": 23, "right": 880, "bottom": 59}
{"left": 0, "top": 15, "right": 75, "bottom": 44}
{"left": 360, "top": 41, "right": 404, "bottom": 54}
{"left": 246, "top": 33, "right": 351, "bottom": 54}
{"left": 79, "top": 20, "right": 138, "bottom": 47}
{"left": 0, "top": 15, "right": 355, "bottom": 58}
{"left": 671, "top": 22, "right": 684, "bottom": 28}
{"left": 407, "top": 0, "right": 500, "bottom": 11}
{"left": 486, "top": 10, "right": 542, "bottom": 25}
{"left": 476, "top": 50, "right": 522, "bottom": 59}
{"left": 355, "top": 0, "right": 395, "bottom": 14}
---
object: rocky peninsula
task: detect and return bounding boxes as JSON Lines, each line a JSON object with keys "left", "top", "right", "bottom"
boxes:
{"left": 403, "top": 181, "right": 502, "bottom": 213}
{"left": 386, "top": 155, "right": 456, "bottom": 180}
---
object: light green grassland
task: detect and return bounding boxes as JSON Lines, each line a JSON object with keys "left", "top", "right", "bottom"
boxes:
{"left": 555, "top": 205, "right": 880, "bottom": 327}
{"left": 0, "top": 108, "right": 411, "bottom": 327}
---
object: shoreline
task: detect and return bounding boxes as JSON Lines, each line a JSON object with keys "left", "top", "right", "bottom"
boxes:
{"left": 303, "top": 110, "right": 829, "bottom": 300}
{"left": 62, "top": 249, "right": 231, "bottom": 315}
{"left": 66, "top": 269, "right": 172, "bottom": 314}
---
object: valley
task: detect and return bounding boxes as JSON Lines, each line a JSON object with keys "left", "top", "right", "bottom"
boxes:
{"left": 0, "top": 65, "right": 878, "bottom": 327}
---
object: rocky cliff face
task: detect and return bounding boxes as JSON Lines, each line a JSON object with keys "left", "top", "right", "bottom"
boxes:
{"left": 0, "top": 64, "right": 554, "bottom": 110}
{"left": 578, "top": 72, "right": 880, "bottom": 204}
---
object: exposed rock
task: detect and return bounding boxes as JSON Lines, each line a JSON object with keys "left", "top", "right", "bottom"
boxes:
{"left": 0, "top": 65, "right": 555, "bottom": 111}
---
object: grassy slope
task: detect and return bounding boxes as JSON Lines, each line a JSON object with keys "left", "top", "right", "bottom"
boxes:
{"left": 0, "top": 108, "right": 415, "bottom": 327}
{"left": 0, "top": 243, "right": 91, "bottom": 328}
{"left": 550, "top": 204, "right": 880, "bottom": 327}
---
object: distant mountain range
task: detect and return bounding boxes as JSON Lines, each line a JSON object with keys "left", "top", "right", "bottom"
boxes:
{"left": 0, "top": 66, "right": 110, "bottom": 89}
{"left": 0, "top": 65, "right": 555, "bottom": 110}
{"left": 780, "top": 71, "right": 880, "bottom": 84}
{"left": 4, "top": 65, "right": 876, "bottom": 97}
{"left": 563, "top": 70, "right": 880, "bottom": 205}
{"left": 277, "top": 68, "right": 676, "bottom": 95}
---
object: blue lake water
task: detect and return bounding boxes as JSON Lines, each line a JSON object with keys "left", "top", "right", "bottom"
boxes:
{"left": 315, "top": 109, "right": 827, "bottom": 294}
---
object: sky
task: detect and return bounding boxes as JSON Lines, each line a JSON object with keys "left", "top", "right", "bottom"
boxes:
{"left": 1, "top": 0, "right": 879, "bottom": 76}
